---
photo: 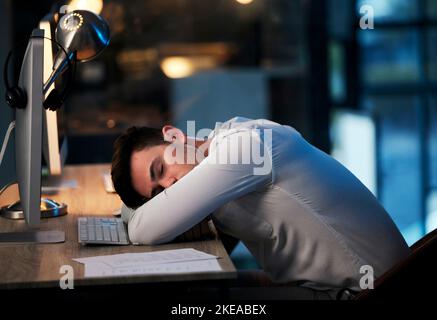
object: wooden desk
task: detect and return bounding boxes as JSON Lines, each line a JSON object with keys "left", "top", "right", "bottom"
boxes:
{"left": 0, "top": 164, "right": 236, "bottom": 289}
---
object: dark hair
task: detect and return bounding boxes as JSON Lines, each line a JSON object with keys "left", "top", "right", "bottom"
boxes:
{"left": 111, "top": 126, "right": 168, "bottom": 208}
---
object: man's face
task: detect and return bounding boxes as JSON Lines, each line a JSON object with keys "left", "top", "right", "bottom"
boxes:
{"left": 130, "top": 144, "right": 195, "bottom": 199}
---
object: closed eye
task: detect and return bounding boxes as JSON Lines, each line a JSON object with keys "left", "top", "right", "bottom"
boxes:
{"left": 150, "top": 158, "right": 165, "bottom": 197}
{"left": 149, "top": 158, "right": 157, "bottom": 181}
{"left": 159, "top": 160, "right": 164, "bottom": 177}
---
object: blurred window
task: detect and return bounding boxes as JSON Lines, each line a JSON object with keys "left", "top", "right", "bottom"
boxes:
{"left": 364, "top": 95, "right": 423, "bottom": 245}
{"left": 428, "top": 28, "right": 437, "bottom": 81}
{"left": 426, "top": 189, "right": 437, "bottom": 233}
{"left": 354, "top": 0, "right": 437, "bottom": 244}
{"left": 356, "top": 0, "right": 419, "bottom": 22}
{"left": 429, "top": 96, "right": 437, "bottom": 189}
{"left": 427, "top": 0, "right": 437, "bottom": 19}
{"left": 358, "top": 30, "right": 420, "bottom": 85}
{"left": 329, "top": 41, "right": 347, "bottom": 102}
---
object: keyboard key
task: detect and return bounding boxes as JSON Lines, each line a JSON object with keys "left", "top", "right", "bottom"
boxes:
{"left": 88, "top": 231, "right": 96, "bottom": 241}
{"left": 96, "top": 226, "right": 103, "bottom": 241}
{"left": 110, "top": 226, "right": 118, "bottom": 242}
{"left": 103, "top": 227, "right": 111, "bottom": 241}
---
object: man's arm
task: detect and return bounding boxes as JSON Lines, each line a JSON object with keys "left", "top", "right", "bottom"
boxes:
{"left": 125, "top": 131, "right": 271, "bottom": 245}
{"left": 122, "top": 205, "right": 213, "bottom": 242}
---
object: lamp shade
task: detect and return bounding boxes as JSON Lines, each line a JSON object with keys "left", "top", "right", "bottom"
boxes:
{"left": 54, "top": 10, "right": 110, "bottom": 67}
{"left": 43, "top": 10, "right": 110, "bottom": 94}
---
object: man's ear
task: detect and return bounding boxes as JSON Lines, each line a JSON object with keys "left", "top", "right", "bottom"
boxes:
{"left": 162, "top": 125, "right": 186, "bottom": 144}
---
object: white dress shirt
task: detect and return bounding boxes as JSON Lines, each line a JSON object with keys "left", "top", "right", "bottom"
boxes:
{"left": 121, "top": 117, "right": 410, "bottom": 290}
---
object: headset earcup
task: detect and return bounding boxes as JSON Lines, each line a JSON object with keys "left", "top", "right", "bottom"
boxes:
{"left": 5, "top": 86, "right": 27, "bottom": 109}
{"left": 43, "top": 89, "right": 62, "bottom": 111}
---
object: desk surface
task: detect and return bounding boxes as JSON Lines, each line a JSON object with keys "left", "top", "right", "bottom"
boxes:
{"left": 0, "top": 164, "right": 236, "bottom": 289}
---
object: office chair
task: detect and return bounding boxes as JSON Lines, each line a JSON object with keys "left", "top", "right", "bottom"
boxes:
{"left": 354, "top": 228, "right": 437, "bottom": 300}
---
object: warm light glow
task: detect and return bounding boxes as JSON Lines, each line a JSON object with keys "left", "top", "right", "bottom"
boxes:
{"left": 235, "top": 0, "right": 253, "bottom": 5}
{"left": 160, "top": 55, "right": 219, "bottom": 79}
{"left": 68, "top": 0, "right": 103, "bottom": 15}
{"left": 160, "top": 57, "right": 195, "bottom": 79}
{"left": 106, "top": 119, "right": 116, "bottom": 129}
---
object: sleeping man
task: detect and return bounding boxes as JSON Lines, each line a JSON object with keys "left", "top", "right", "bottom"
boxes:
{"left": 111, "top": 116, "right": 410, "bottom": 297}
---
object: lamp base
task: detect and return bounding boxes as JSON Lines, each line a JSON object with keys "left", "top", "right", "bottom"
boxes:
{"left": 0, "top": 198, "right": 67, "bottom": 220}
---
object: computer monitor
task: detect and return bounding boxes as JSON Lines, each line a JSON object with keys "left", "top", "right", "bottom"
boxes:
{"left": 14, "top": 30, "right": 45, "bottom": 226}
{"left": 0, "top": 19, "right": 69, "bottom": 231}
{"left": 0, "top": 29, "right": 66, "bottom": 244}
{"left": 1, "top": 26, "right": 68, "bottom": 222}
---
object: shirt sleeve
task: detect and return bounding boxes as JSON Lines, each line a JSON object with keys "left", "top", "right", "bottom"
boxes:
{"left": 126, "top": 130, "right": 272, "bottom": 245}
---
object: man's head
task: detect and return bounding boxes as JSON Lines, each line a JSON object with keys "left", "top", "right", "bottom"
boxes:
{"left": 111, "top": 125, "right": 196, "bottom": 208}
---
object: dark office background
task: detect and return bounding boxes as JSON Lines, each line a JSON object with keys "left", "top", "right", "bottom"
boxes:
{"left": 1, "top": 0, "right": 436, "bottom": 268}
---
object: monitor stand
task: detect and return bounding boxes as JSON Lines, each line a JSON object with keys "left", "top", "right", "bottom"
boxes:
{"left": 0, "top": 199, "right": 67, "bottom": 244}
{"left": 0, "top": 198, "right": 67, "bottom": 220}
{"left": 0, "top": 230, "right": 65, "bottom": 244}
{"left": 0, "top": 199, "right": 66, "bottom": 243}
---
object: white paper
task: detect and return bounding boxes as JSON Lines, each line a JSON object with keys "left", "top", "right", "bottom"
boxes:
{"left": 74, "top": 248, "right": 217, "bottom": 267}
{"left": 83, "top": 259, "right": 222, "bottom": 278}
{"left": 73, "top": 248, "right": 221, "bottom": 278}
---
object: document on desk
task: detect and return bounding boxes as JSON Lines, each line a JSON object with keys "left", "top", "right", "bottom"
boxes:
{"left": 82, "top": 259, "right": 221, "bottom": 278}
{"left": 73, "top": 248, "right": 222, "bottom": 278}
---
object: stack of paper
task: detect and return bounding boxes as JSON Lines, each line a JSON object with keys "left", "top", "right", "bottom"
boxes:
{"left": 73, "top": 248, "right": 222, "bottom": 278}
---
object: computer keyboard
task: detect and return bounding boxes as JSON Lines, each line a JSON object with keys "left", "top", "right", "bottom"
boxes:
{"left": 78, "top": 217, "right": 129, "bottom": 245}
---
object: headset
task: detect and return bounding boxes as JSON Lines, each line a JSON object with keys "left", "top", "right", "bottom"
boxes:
{"left": 3, "top": 35, "right": 76, "bottom": 111}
